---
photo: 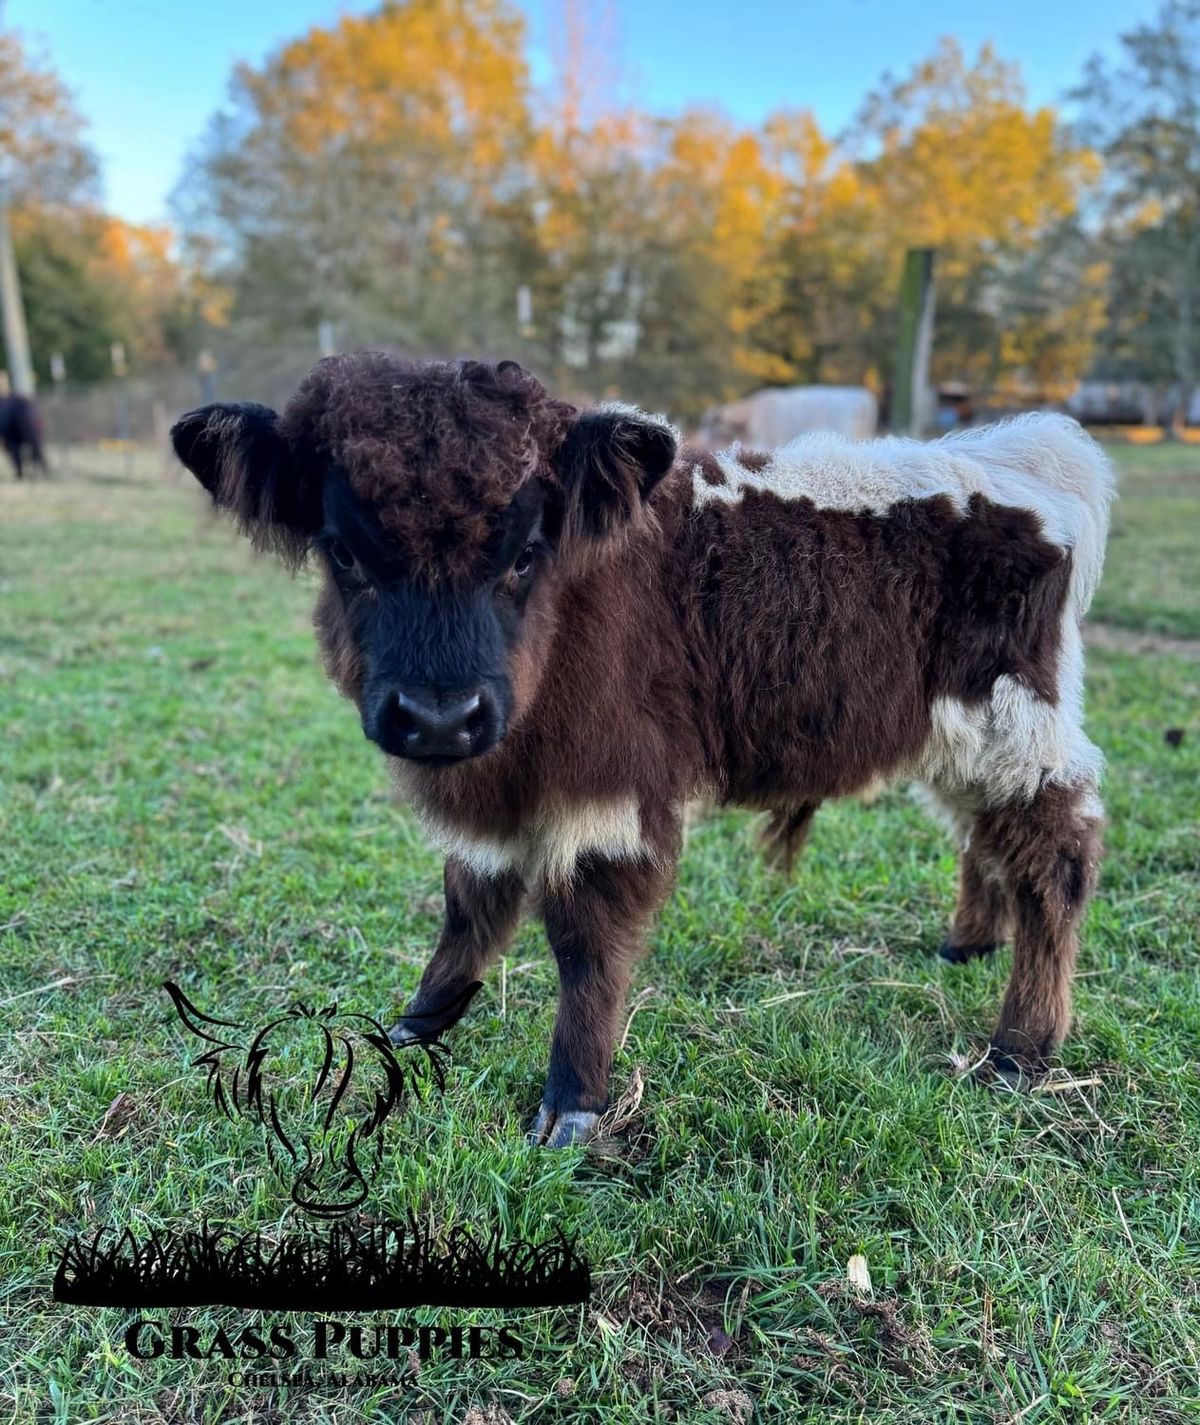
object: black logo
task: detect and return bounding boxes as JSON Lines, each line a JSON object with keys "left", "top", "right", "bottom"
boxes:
{"left": 52, "top": 980, "right": 590, "bottom": 1310}
{"left": 163, "top": 979, "right": 460, "bottom": 1216}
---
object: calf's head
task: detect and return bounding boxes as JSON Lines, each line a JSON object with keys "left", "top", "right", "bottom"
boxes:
{"left": 171, "top": 354, "right": 677, "bottom": 764}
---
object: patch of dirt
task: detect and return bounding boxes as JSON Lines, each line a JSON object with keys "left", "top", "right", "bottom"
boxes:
{"left": 816, "top": 1279, "right": 934, "bottom": 1380}
{"left": 90, "top": 1091, "right": 141, "bottom": 1143}
{"left": 585, "top": 1067, "right": 659, "bottom": 1167}
{"left": 700, "top": 1388, "right": 754, "bottom": 1422}
{"left": 606, "top": 1273, "right": 752, "bottom": 1367}
{"left": 1084, "top": 622, "right": 1200, "bottom": 659}
{"left": 461, "top": 1407, "right": 513, "bottom": 1425}
{"left": 1097, "top": 1320, "right": 1186, "bottom": 1405}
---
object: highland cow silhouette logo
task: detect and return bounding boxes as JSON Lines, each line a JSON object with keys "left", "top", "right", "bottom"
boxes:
{"left": 162, "top": 979, "right": 477, "bottom": 1216}
{"left": 52, "top": 978, "right": 590, "bottom": 1309}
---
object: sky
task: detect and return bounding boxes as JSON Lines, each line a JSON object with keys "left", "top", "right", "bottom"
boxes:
{"left": 6, "top": 0, "right": 1162, "bottom": 228}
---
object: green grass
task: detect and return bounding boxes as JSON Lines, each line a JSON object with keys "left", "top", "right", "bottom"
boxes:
{"left": 1089, "top": 441, "right": 1200, "bottom": 639}
{"left": 1, "top": 445, "right": 1198, "bottom": 1423}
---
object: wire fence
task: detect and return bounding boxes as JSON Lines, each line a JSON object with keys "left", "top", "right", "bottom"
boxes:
{"left": 39, "top": 343, "right": 337, "bottom": 451}
{"left": 24, "top": 341, "right": 1200, "bottom": 481}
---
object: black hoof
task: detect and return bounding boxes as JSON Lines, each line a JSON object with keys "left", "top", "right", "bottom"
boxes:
{"left": 527, "top": 1103, "right": 601, "bottom": 1148}
{"left": 975, "top": 1045, "right": 1044, "bottom": 1091}
{"left": 388, "top": 980, "right": 483, "bottom": 1046}
{"left": 939, "top": 940, "right": 998, "bottom": 965}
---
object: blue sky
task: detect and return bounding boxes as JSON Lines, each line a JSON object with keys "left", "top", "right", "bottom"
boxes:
{"left": 6, "top": 0, "right": 1159, "bottom": 227}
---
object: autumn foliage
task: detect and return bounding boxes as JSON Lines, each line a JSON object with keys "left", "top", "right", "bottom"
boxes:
{"left": 0, "top": 28, "right": 212, "bottom": 383}
{"left": 175, "top": 6, "right": 1105, "bottom": 416}
{"left": 8, "top": 0, "right": 1191, "bottom": 417}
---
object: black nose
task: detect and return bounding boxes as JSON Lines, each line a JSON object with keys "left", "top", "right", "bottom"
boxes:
{"left": 374, "top": 684, "right": 499, "bottom": 761}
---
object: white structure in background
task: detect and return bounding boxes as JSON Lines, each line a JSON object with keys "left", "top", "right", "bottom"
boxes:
{"left": 700, "top": 385, "right": 878, "bottom": 449}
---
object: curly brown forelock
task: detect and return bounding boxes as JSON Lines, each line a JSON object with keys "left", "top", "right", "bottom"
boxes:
{"left": 282, "top": 352, "right": 574, "bottom": 579}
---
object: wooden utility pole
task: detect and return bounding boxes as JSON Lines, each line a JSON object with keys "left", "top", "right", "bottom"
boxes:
{"left": 892, "top": 247, "right": 936, "bottom": 436}
{"left": 0, "top": 182, "right": 36, "bottom": 395}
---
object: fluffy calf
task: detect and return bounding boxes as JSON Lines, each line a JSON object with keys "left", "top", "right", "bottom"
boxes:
{"left": 172, "top": 354, "right": 1111, "bottom": 1146}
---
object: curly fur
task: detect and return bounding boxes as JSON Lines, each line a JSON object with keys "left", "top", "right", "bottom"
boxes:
{"left": 280, "top": 354, "right": 576, "bottom": 582}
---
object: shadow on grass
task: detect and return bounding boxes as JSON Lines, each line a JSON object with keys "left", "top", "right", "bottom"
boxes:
{"left": 53, "top": 1217, "right": 590, "bottom": 1310}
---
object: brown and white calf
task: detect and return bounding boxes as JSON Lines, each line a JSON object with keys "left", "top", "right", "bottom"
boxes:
{"left": 172, "top": 354, "right": 1111, "bottom": 1146}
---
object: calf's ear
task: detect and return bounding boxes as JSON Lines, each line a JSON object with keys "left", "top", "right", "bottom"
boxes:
{"left": 171, "top": 402, "right": 319, "bottom": 567}
{"left": 554, "top": 402, "right": 678, "bottom": 543}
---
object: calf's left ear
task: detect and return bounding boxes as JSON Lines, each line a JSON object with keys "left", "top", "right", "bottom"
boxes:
{"left": 554, "top": 402, "right": 678, "bottom": 542}
{"left": 171, "top": 402, "right": 320, "bottom": 567}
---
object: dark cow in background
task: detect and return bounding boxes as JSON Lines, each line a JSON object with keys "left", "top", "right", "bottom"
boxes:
{"left": 172, "top": 354, "right": 1112, "bottom": 1146}
{"left": 0, "top": 394, "right": 46, "bottom": 479}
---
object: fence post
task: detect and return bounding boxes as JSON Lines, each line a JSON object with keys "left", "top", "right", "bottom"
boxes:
{"left": 111, "top": 342, "right": 133, "bottom": 479}
{"left": 153, "top": 400, "right": 172, "bottom": 478}
{"left": 197, "top": 349, "right": 218, "bottom": 405}
{"left": 50, "top": 352, "right": 67, "bottom": 477}
{"left": 892, "top": 247, "right": 936, "bottom": 437}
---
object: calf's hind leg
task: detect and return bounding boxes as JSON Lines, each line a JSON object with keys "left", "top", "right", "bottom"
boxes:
{"left": 390, "top": 858, "right": 524, "bottom": 1044}
{"left": 972, "top": 783, "right": 1103, "bottom": 1077}
{"left": 921, "top": 793, "right": 1012, "bottom": 963}
{"left": 940, "top": 837, "right": 1013, "bottom": 964}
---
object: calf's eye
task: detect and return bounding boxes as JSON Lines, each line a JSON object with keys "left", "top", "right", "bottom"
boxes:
{"left": 326, "top": 539, "right": 355, "bottom": 572}
{"left": 514, "top": 544, "right": 536, "bottom": 578}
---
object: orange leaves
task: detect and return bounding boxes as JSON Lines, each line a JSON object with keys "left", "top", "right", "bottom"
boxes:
{"left": 238, "top": 0, "right": 531, "bottom": 187}
{"left": 855, "top": 39, "right": 1098, "bottom": 263}
{"left": 171, "top": 11, "right": 1104, "bottom": 413}
{"left": 997, "top": 258, "right": 1109, "bottom": 401}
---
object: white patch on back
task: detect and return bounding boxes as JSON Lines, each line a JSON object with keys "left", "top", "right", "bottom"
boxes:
{"left": 692, "top": 413, "right": 1114, "bottom": 628}
{"left": 413, "top": 796, "right": 657, "bottom": 888}
{"left": 694, "top": 439, "right": 990, "bottom": 516}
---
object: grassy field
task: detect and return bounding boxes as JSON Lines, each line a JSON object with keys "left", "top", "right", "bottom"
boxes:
{"left": 1, "top": 441, "right": 1198, "bottom": 1423}
{"left": 1089, "top": 443, "right": 1200, "bottom": 639}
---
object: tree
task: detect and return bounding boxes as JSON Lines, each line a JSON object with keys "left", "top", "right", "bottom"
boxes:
{"left": 10, "top": 211, "right": 123, "bottom": 382}
{"left": 1, "top": 21, "right": 199, "bottom": 384}
{"left": 844, "top": 40, "right": 1100, "bottom": 393}
{"left": 0, "top": 27, "right": 97, "bottom": 205}
{"left": 529, "top": 105, "right": 787, "bottom": 418}
{"left": 738, "top": 111, "right": 886, "bottom": 388}
{"left": 11, "top": 209, "right": 197, "bottom": 382}
{"left": 989, "top": 222, "right": 1109, "bottom": 401}
{"left": 179, "top": 0, "right": 536, "bottom": 353}
{"left": 180, "top": 15, "right": 1105, "bottom": 419}
{"left": 617, "top": 110, "right": 784, "bottom": 417}
{"left": 720, "top": 40, "right": 1102, "bottom": 402}
{"left": 1072, "top": 1, "right": 1200, "bottom": 425}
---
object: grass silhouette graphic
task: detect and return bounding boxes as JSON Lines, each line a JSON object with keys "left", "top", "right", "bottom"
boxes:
{"left": 53, "top": 1217, "right": 590, "bottom": 1309}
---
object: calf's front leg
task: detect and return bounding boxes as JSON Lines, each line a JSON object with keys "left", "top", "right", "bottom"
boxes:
{"left": 531, "top": 854, "right": 672, "bottom": 1148}
{"left": 390, "top": 857, "right": 525, "bottom": 1044}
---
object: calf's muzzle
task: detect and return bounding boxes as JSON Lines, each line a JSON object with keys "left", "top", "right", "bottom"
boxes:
{"left": 368, "top": 682, "right": 504, "bottom": 762}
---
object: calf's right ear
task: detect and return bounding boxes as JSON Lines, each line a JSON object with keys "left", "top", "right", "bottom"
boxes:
{"left": 171, "top": 402, "right": 320, "bottom": 566}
